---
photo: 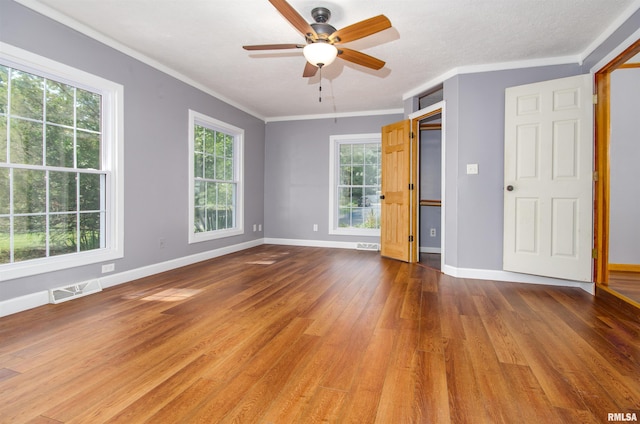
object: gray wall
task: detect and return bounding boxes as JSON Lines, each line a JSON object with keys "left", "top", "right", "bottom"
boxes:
{"left": 581, "top": 8, "right": 640, "bottom": 72}
{"left": 419, "top": 129, "right": 442, "bottom": 249}
{"left": 264, "top": 114, "right": 403, "bottom": 243}
{"left": 0, "top": 1, "right": 265, "bottom": 301}
{"left": 609, "top": 67, "right": 640, "bottom": 264}
{"left": 442, "top": 64, "right": 583, "bottom": 271}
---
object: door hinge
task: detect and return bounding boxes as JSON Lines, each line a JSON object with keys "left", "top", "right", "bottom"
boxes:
{"left": 409, "top": 235, "right": 414, "bottom": 242}
{"left": 593, "top": 171, "right": 599, "bottom": 181}
{"left": 409, "top": 183, "right": 414, "bottom": 190}
{"left": 410, "top": 131, "right": 415, "bottom": 139}
{"left": 593, "top": 94, "right": 598, "bottom": 104}
{"left": 592, "top": 248, "right": 598, "bottom": 259}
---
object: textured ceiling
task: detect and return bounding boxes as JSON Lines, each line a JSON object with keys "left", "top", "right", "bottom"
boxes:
{"left": 15, "top": 0, "right": 640, "bottom": 120}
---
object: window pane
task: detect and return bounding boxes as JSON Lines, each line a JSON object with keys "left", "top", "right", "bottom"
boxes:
{"left": 46, "top": 80, "right": 74, "bottom": 127}
{"left": 365, "top": 144, "right": 379, "bottom": 165}
{"left": 353, "top": 144, "right": 364, "bottom": 164}
{"left": 215, "top": 155, "right": 225, "bottom": 180}
{"left": 194, "top": 152, "right": 204, "bottom": 178}
{"left": 50, "top": 213, "right": 77, "bottom": 256}
{"left": 225, "top": 134, "right": 233, "bottom": 158}
{"left": 0, "top": 216, "right": 8, "bottom": 263}
{"left": 364, "top": 164, "right": 378, "bottom": 185}
{"left": 339, "top": 144, "right": 351, "bottom": 163}
{"left": 194, "top": 180, "right": 205, "bottom": 206}
{"left": 13, "top": 169, "right": 46, "bottom": 214}
{"left": 204, "top": 128, "right": 216, "bottom": 155}
{"left": 13, "top": 215, "right": 46, "bottom": 262}
{"left": 194, "top": 126, "right": 205, "bottom": 153}
{"left": 352, "top": 165, "right": 363, "bottom": 185}
{"left": 10, "top": 118, "right": 43, "bottom": 165}
{"left": 79, "top": 173, "right": 102, "bottom": 211}
{"left": 79, "top": 212, "right": 102, "bottom": 251}
{"left": 206, "top": 181, "right": 217, "bottom": 207}
{"left": 194, "top": 206, "right": 206, "bottom": 233}
{"left": 204, "top": 154, "right": 215, "bottom": 179}
{"left": 46, "top": 124, "right": 74, "bottom": 167}
{"left": 49, "top": 170, "right": 77, "bottom": 212}
{"left": 11, "top": 70, "right": 44, "bottom": 120}
{"left": 0, "top": 65, "right": 7, "bottom": 114}
{"left": 338, "top": 187, "right": 352, "bottom": 207}
{"left": 340, "top": 165, "right": 351, "bottom": 185}
{"left": 76, "top": 88, "right": 100, "bottom": 132}
{"left": 77, "top": 130, "right": 100, "bottom": 169}
{"left": 215, "top": 132, "right": 225, "bottom": 156}
{"left": 0, "top": 168, "right": 8, "bottom": 214}
{"left": 0, "top": 116, "right": 6, "bottom": 162}
{"left": 338, "top": 207, "right": 351, "bottom": 227}
{"left": 352, "top": 208, "right": 365, "bottom": 227}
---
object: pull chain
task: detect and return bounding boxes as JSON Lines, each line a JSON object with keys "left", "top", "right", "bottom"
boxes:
{"left": 318, "top": 65, "right": 323, "bottom": 103}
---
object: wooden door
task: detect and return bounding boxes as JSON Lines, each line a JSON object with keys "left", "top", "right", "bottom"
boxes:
{"left": 503, "top": 74, "right": 593, "bottom": 281}
{"left": 380, "top": 119, "right": 416, "bottom": 262}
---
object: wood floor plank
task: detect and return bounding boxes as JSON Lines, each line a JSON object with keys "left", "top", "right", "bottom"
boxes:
{"left": 1, "top": 245, "right": 639, "bottom": 423}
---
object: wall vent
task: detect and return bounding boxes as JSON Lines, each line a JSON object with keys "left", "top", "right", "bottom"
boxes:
{"left": 49, "top": 279, "right": 102, "bottom": 304}
{"left": 356, "top": 242, "right": 380, "bottom": 251}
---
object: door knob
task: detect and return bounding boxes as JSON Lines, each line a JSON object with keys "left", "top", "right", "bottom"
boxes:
{"left": 506, "top": 185, "right": 514, "bottom": 191}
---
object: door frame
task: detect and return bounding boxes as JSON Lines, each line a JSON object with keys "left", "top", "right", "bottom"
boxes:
{"left": 409, "top": 101, "right": 445, "bottom": 267}
{"left": 593, "top": 38, "right": 640, "bottom": 284}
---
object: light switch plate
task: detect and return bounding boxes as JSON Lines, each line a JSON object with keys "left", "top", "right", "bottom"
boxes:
{"left": 466, "top": 163, "right": 479, "bottom": 174}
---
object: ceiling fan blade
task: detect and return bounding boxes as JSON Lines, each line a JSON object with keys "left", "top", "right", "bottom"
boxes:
{"left": 269, "top": 0, "right": 318, "bottom": 40}
{"left": 243, "top": 43, "right": 304, "bottom": 50}
{"left": 329, "top": 15, "right": 391, "bottom": 44}
{"left": 303, "top": 61, "right": 318, "bottom": 77}
{"left": 338, "top": 48, "right": 385, "bottom": 70}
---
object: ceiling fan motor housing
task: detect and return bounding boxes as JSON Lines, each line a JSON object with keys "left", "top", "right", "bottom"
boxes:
{"left": 311, "top": 7, "right": 331, "bottom": 23}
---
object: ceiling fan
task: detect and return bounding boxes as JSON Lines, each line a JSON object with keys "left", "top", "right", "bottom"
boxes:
{"left": 243, "top": 0, "right": 392, "bottom": 77}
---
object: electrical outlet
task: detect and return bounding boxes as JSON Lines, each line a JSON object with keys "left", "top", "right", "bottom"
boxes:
{"left": 258, "top": 224, "right": 262, "bottom": 231}
{"left": 466, "top": 163, "right": 479, "bottom": 174}
{"left": 430, "top": 228, "right": 436, "bottom": 237}
{"left": 102, "top": 263, "right": 115, "bottom": 273}
{"left": 313, "top": 224, "right": 318, "bottom": 232}
{"left": 253, "top": 224, "right": 257, "bottom": 232}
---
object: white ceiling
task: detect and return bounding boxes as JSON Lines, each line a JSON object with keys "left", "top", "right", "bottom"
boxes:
{"left": 17, "top": 0, "right": 639, "bottom": 120}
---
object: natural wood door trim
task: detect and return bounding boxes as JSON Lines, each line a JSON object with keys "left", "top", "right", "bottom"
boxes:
{"left": 594, "top": 38, "right": 640, "bottom": 284}
{"left": 609, "top": 264, "right": 640, "bottom": 272}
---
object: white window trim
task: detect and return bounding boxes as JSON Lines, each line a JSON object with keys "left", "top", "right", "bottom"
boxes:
{"left": 0, "top": 42, "right": 125, "bottom": 282}
{"left": 328, "top": 133, "right": 381, "bottom": 236}
{"left": 188, "top": 110, "right": 244, "bottom": 243}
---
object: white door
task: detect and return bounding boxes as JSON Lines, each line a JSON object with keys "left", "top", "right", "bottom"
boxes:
{"left": 503, "top": 74, "right": 593, "bottom": 282}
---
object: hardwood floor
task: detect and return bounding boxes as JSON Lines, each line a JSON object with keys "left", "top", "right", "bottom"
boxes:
{"left": 1, "top": 245, "right": 639, "bottom": 423}
{"left": 608, "top": 270, "right": 640, "bottom": 305}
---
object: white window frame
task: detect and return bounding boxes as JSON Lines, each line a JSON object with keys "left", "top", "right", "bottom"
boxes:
{"left": 329, "top": 133, "right": 381, "bottom": 236}
{"left": 0, "top": 42, "right": 124, "bottom": 281}
{"left": 188, "top": 110, "right": 244, "bottom": 243}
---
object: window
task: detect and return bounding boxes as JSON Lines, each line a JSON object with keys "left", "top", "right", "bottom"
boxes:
{"left": 0, "top": 43, "right": 123, "bottom": 280}
{"left": 329, "top": 134, "right": 381, "bottom": 235}
{"left": 188, "top": 110, "right": 243, "bottom": 242}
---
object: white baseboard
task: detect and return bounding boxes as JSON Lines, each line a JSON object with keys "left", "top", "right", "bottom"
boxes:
{"left": 0, "top": 291, "right": 50, "bottom": 317}
{"left": 441, "top": 264, "right": 595, "bottom": 294}
{"left": 264, "top": 237, "right": 358, "bottom": 250}
{"left": 0, "top": 238, "right": 265, "bottom": 318}
{"left": 420, "top": 247, "right": 442, "bottom": 254}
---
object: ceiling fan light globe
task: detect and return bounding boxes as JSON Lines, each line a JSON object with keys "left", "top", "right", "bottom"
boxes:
{"left": 303, "top": 42, "right": 338, "bottom": 68}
